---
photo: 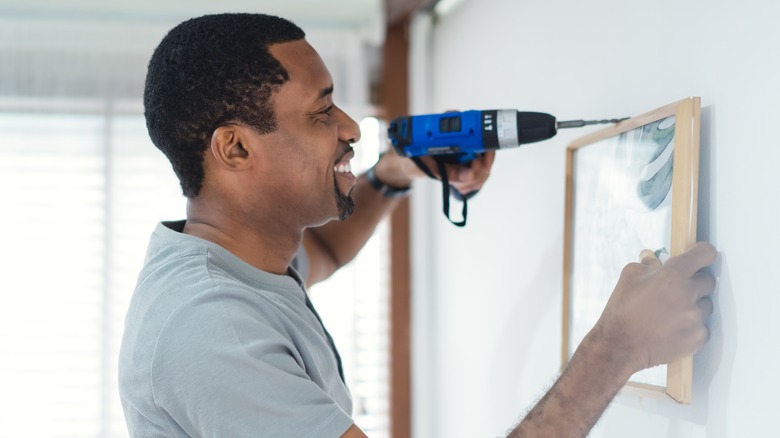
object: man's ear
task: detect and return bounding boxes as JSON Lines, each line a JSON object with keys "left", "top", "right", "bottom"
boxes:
{"left": 209, "top": 125, "right": 252, "bottom": 171}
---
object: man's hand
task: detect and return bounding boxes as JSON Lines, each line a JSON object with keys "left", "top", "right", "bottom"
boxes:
{"left": 421, "top": 152, "right": 496, "bottom": 196}
{"left": 372, "top": 149, "right": 496, "bottom": 196}
{"left": 508, "top": 242, "right": 717, "bottom": 437}
{"left": 594, "top": 242, "right": 718, "bottom": 374}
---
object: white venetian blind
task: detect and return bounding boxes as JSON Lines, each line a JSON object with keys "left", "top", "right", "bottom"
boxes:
{"left": 0, "top": 104, "right": 185, "bottom": 437}
{"left": 0, "top": 112, "right": 106, "bottom": 436}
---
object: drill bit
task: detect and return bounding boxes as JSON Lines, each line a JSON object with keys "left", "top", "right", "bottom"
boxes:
{"left": 556, "top": 117, "right": 629, "bottom": 129}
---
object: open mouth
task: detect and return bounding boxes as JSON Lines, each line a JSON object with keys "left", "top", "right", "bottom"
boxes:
{"left": 334, "top": 147, "right": 355, "bottom": 175}
{"left": 335, "top": 161, "right": 352, "bottom": 174}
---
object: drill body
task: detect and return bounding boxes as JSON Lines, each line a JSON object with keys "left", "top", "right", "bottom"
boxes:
{"left": 387, "top": 109, "right": 558, "bottom": 163}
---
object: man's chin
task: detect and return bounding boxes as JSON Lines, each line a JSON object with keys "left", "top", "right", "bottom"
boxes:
{"left": 334, "top": 181, "right": 355, "bottom": 221}
{"left": 337, "top": 196, "right": 355, "bottom": 221}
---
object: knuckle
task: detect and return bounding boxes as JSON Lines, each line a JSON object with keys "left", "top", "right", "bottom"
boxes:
{"left": 700, "top": 273, "right": 717, "bottom": 294}
{"left": 621, "top": 262, "right": 645, "bottom": 277}
{"left": 698, "top": 297, "right": 714, "bottom": 317}
{"left": 664, "top": 261, "right": 687, "bottom": 277}
{"left": 688, "top": 308, "right": 704, "bottom": 326}
{"left": 697, "top": 242, "right": 718, "bottom": 262}
{"left": 659, "top": 264, "right": 687, "bottom": 288}
{"left": 694, "top": 326, "right": 710, "bottom": 347}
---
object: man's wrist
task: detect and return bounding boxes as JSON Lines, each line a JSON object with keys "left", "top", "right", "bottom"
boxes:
{"left": 366, "top": 165, "right": 412, "bottom": 198}
{"left": 370, "top": 151, "right": 423, "bottom": 187}
{"left": 580, "top": 323, "right": 639, "bottom": 381}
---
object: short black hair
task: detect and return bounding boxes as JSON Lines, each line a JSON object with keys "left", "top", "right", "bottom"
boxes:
{"left": 144, "top": 13, "right": 305, "bottom": 197}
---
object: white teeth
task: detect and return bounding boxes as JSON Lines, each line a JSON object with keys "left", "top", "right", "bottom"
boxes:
{"left": 334, "top": 162, "right": 352, "bottom": 173}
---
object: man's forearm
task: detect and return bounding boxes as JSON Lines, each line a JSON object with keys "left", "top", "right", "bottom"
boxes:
{"left": 507, "top": 326, "right": 634, "bottom": 437}
{"left": 303, "top": 154, "right": 415, "bottom": 286}
{"left": 302, "top": 149, "right": 494, "bottom": 287}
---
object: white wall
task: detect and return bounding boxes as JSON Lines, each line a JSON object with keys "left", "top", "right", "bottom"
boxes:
{"left": 409, "top": 0, "right": 780, "bottom": 436}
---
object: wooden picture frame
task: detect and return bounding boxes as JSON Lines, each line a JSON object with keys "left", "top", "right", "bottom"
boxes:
{"left": 561, "top": 97, "right": 701, "bottom": 403}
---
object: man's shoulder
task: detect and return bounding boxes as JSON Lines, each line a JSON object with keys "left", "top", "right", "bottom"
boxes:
{"left": 123, "top": 220, "right": 311, "bottom": 362}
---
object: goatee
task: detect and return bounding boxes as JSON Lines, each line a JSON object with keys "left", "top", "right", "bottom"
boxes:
{"left": 336, "top": 185, "right": 355, "bottom": 220}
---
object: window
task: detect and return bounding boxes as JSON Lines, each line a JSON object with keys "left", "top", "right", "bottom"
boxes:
{"left": 0, "top": 101, "right": 185, "bottom": 437}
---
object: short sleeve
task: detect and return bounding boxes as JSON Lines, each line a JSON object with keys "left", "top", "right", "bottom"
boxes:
{"left": 150, "top": 293, "right": 353, "bottom": 438}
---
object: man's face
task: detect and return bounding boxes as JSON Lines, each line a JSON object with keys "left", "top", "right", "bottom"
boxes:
{"left": 252, "top": 39, "right": 361, "bottom": 226}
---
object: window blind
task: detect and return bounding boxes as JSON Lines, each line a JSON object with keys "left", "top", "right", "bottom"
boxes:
{"left": 0, "top": 112, "right": 106, "bottom": 436}
{"left": 0, "top": 107, "right": 184, "bottom": 437}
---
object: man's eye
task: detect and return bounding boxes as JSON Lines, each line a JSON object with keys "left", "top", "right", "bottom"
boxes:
{"left": 322, "top": 105, "right": 334, "bottom": 115}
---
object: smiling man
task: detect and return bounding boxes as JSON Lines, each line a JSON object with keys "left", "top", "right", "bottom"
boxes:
{"left": 118, "top": 12, "right": 493, "bottom": 438}
{"left": 119, "top": 12, "right": 716, "bottom": 438}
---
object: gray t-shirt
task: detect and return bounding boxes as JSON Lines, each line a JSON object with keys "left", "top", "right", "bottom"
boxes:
{"left": 118, "top": 221, "right": 353, "bottom": 437}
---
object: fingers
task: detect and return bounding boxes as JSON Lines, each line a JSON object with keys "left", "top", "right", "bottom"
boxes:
{"left": 691, "top": 297, "right": 714, "bottom": 347}
{"left": 447, "top": 151, "right": 495, "bottom": 193}
{"left": 642, "top": 243, "right": 716, "bottom": 301}
{"left": 691, "top": 270, "right": 717, "bottom": 300}
{"left": 607, "top": 242, "right": 718, "bottom": 370}
{"left": 639, "top": 242, "right": 718, "bottom": 275}
{"left": 639, "top": 249, "right": 662, "bottom": 267}
{"left": 697, "top": 296, "right": 714, "bottom": 319}
{"left": 481, "top": 151, "right": 496, "bottom": 172}
{"left": 410, "top": 151, "right": 496, "bottom": 195}
{"left": 668, "top": 242, "right": 718, "bottom": 275}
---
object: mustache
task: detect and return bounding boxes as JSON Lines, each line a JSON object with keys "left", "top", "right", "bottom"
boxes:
{"left": 336, "top": 145, "right": 354, "bottom": 162}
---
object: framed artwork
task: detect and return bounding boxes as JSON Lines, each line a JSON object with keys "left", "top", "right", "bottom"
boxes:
{"left": 561, "top": 97, "right": 701, "bottom": 403}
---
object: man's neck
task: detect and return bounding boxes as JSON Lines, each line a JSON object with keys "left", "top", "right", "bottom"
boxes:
{"left": 183, "top": 200, "right": 302, "bottom": 276}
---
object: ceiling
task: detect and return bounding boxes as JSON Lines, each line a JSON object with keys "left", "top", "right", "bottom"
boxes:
{"left": 0, "top": 0, "right": 383, "bottom": 30}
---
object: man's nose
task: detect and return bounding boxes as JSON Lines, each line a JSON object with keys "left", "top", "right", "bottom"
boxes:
{"left": 337, "top": 106, "right": 361, "bottom": 144}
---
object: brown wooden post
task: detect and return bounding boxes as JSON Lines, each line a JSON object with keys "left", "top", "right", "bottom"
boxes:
{"left": 382, "top": 2, "right": 434, "bottom": 435}
{"left": 381, "top": 14, "right": 412, "bottom": 438}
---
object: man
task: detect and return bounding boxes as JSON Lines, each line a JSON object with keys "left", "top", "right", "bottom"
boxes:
{"left": 119, "top": 13, "right": 716, "bottom": 438}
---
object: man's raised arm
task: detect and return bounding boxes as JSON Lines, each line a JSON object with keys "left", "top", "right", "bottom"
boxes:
{"left": 302, "top": 149, "right": 494, "bottom": 287}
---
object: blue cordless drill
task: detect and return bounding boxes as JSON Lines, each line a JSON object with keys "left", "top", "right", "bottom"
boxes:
{"left": 387, "top": 109, "right": 626, "bottom": 225}
{"left": 388, "top": 109, "right": 625, "bottom": 164}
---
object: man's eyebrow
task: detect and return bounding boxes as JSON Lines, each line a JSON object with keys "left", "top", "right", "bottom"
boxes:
{"left": 318, "top": 84, "right": 334, "bottom": 100}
